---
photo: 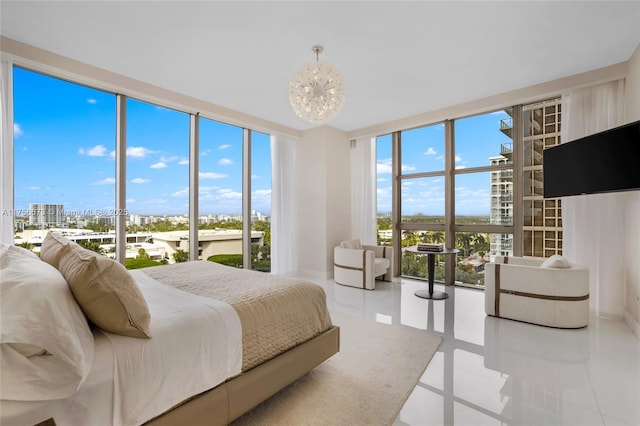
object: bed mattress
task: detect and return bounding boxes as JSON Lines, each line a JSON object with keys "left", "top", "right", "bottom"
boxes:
{"left": 142, "top": 261, "right": 334, "bottom": 370}
{"left": 1, "top": 261, "right": 334, "bottom": 426}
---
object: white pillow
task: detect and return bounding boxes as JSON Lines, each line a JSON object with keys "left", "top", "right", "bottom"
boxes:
{"left": 0, "top": 245, "right": 95, "bottom": 401}
{"left": 540, "top": 254, "right": 571, "bottom": 268}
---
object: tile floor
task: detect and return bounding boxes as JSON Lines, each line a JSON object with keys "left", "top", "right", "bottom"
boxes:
{"left": 306, "top": 276, "right": 640, "bottom": 426}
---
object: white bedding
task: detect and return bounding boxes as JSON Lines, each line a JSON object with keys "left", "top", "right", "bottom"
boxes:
{"left": 0, "top": 330, "right": 115, "bottom": 426}
{"left": 108, "top": 270, "right": 242, "bottom": 425}
{"left": 0, "top": 270, "right": 242, "bottom": 426}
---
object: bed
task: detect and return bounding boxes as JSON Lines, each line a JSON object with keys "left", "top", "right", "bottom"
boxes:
{"left": 0, "top": 235, "right": 339, "bottom": 426}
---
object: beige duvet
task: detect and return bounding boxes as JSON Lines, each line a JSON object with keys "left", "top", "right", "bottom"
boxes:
{"left": 141, "top": 261, "right": 333, "bottom": 370}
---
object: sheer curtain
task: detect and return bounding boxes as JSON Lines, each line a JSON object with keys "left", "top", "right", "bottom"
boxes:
{"left": 350, "top": 137, "right": 377, "bottom": 245}
{"left": 0, "top": 59, "right": 13, "bottom": 244}
{"left": 270, "top": 133, "right": 298, "bottom": 275}
{"left": 561, "top": 79, "right": 625, "bottom": 318}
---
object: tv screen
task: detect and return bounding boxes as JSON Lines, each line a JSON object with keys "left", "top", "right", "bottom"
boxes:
{"left": 543, "top": 120, "right": 640, "bottom": 198}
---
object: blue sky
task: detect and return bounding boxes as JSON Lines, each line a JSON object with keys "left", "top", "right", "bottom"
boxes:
{"left": 376, "top": 110, "right": 512, "bottom": 216}
{"left": 13, "top": 67, "right": 272, "bottom": 217}
{"left": 13, "top": 66, "right": 510, "bottom": 219}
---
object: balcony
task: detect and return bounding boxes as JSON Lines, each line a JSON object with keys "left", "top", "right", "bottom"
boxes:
{"left": 499, "top": 118, "right": 513, "bottom": 139}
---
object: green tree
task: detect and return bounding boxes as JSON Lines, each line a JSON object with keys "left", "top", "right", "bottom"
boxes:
{"left": 208, "top": 254, "right": 243, "bottom": 268}
{"left": 136, "top": 248, "right": 150, "bottom": 260}
{"left": 78, "top": 239, "right": 104, "bottom": 254}
{"left": 252, "top": 220, "right": 271, "bottom": 247}
{"left": 173, "top": 249, "right": 189, "bottom": 263}
{"left": 16, "top": 241, "right": 34, "bottom": 251}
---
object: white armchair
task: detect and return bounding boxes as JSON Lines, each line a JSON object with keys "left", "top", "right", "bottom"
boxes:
{"left": 333, "top": 239, "right": 393, "bottom": 290}
{"left": 485, "top": 255, "right": 589, "bottom": 328}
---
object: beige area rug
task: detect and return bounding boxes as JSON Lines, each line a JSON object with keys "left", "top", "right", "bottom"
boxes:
{"left": 231, "top": 312, "right": 442, "bottom": 426}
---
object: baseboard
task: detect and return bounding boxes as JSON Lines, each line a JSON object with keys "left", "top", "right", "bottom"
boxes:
{"left": 624, "top": 310, "right": 640, "bottom": 339}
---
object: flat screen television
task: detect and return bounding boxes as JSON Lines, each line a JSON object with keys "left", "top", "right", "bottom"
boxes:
{"left": 543, "top": 120, "right": 640, "bottom": 198}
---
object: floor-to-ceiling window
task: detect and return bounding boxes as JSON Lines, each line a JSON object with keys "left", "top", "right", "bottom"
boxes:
{"left": 198, "top": 118, "right": 244, "bottom": 268}
{"left": 250, "top": 131, "right": 271, "bottom": 272}
{"left": 379, "top": 100, "right": 561, "bottom": 288}
{"left": 398, "top": 123, "right": 447, "bottom": 281}
{"left": 376, "top": 134, "right": 393, "bottom": 246}
{"left": 11, "top": 66, "right": 272, "bottom": 271}
{"left": 125, "top": 98, "right": 189, "bottom": 268}
{"left": 12, "top": 67, "right": 117, "bottom": 254}
{"left": 453, "top": 108, "right": 514, "bottom": 286}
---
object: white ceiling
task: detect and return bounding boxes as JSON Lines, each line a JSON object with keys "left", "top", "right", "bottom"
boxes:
{"left": 1, "top": 1, "right": 639, "bottom": 132}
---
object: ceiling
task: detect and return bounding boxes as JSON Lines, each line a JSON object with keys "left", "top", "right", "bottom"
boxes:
{"left": 1, "top": 1, "right": 639, "bottom": 133}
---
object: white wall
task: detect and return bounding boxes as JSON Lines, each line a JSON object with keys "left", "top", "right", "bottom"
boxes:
{"left": 295, "top": 126, "right": 350, "bottom": 278}
{"left": 623, "top": 43, "right": 640, "bottom": 337}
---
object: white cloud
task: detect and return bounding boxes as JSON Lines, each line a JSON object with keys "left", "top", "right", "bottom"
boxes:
{"left": 377, "top": 158, "right": 392, "bottom": 174}
{"left": 126, "top": 198, "right": 136, "bottom": 203}
{"left": 455, "top": 155, "right": 462, "bottom": 162}
{"left": 218, "top": 158, "right": 233, "bottom": 165}
{"left": 253, "top": 189, "right": 271, "bottom": 196}
{"left": 87, "top": 98, "right": 97, "bottom": 104}
{"left": 150, "top": 162, "right": 167, "bottom": 169}
{"left": 218, "top": 189, "right": 242, "bottom": 199}
{"left": 127, "top": 146, "right": 152, "bottom": 157}
{"left": 130, "top": 178, "right": 150, "bottom": 184}
{"left": 160, "top": 155, "right": 179, "bottom": 163}
{"left": 251, "top": 174, "right": 259, "bottom": 180}
{"left": 79, "top": 144, "right": 108, "bottom": 157}
{"left": 199, "top": 172, "right": 227, "bottom": 179}
{"left": 178, "top": 159, "right": 189, "bottom": 165}
{"left": 14, "top": 123, "right": 23, "bottom": 137}
{"left": 172, "top": 187, "right": 189, "bottom": 197}
{"left": 424, "top": 147, "right": 437, "bottom": 156}
{"left": 91, "top": 177, "right": 116, "bottom": 185}
{"left": 219, "top": 144, "right": 231, "bottom": 150}
{"left": 401, "top": 164, "right": 417, "bottom": 172}
{"left": 24, "top": 185, "right": 41, "bottom": 190}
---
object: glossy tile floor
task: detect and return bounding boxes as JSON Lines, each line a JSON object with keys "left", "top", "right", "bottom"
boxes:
{"left": 306, "top": 276, "right": 640, "bottom": 426}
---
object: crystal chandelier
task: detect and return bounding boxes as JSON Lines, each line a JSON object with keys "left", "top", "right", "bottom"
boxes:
{"left": 288, "top": 45, "right": 346, "bottom": 124}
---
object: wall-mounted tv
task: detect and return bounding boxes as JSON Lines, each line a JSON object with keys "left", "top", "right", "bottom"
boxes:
{"left": 543, "top": 120, "right": 640, "bottom": 198}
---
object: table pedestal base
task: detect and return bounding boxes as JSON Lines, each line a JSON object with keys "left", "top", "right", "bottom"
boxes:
{"left": 414, "top": 289, "right": 449, "bottom": 300}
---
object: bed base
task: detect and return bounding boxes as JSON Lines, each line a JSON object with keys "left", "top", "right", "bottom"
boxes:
{"left": 145, "top": 325, "right": 340, "bottom": 426}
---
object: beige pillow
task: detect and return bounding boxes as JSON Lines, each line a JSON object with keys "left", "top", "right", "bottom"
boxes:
{"left": 40, "top": 232, "right": 73, "bottom": 268}
{"left": 58, "top": 245, "right": 151, "bottom": 338}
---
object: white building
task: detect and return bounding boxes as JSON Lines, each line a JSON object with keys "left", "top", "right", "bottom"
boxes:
{"left": 28, "top": 203, "right": 64, "bottom": 228}
{"left": 152, "top": 229, "right": 264, "bottom": 263}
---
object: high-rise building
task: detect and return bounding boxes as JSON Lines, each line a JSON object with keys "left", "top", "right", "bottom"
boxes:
{"left": 522, "top": 98, "right": 563, "bottom": 258}
{"left": 28, "top": 203, "right": 64, "bottom": 228}
{"left": 488, "top": 98, "right": 563, "bottom": 260}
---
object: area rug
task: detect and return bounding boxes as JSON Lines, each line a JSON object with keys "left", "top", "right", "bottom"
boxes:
{"left": 231, "top": 311, "right": 442, "bottom": 426}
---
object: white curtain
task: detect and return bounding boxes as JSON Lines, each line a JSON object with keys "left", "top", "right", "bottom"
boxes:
{"left": 0, "top": 59, "right": 13, "bottom": 244}
{"left": 270, "top": 133, "right": 298, "bottom": 276}
{"left": 350, "top": 137, "right": 377, "bottom": 245}
{"left": 561, "top": 79, "right": 626, "bottom": 318}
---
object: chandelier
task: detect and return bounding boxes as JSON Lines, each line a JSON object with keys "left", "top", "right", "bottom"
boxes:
{"left": 288, "top": 45, "right": 346, "bottom": 124}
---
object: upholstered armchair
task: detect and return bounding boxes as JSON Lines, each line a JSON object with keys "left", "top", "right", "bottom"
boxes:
{"left": 484, "top": 255, "right": 590, "bottom": 328}
{"left": 333, "top": 239, "right": 393, "bottom": 290}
